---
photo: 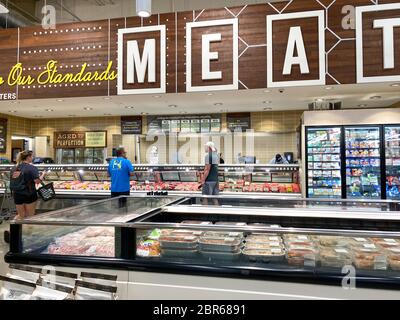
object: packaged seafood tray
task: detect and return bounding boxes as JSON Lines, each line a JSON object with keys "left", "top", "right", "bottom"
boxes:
{"left": 242, "top": 248, "right": 285, "bottom": 263}
{"left": 352, "top": 246, "right": 387, "bottom": 270}
{"left": 199, "top": 237, "right": 242, "bottom": 253}
{"left": 200, "top": 249, "right": 241, "bottom": 262}
{"left": 202, "top": 231, "right": 244, "bottom": 239}
{"left": 386, "top": 248, "right": 400, "bottom": 271}
{"left": 159, "top": 235, "right": 198, "bottom": 250}
{"left": 286, "top": 246, "right": 318, "bottom": 267}
{"left": 284, "top": 234, "right": 315, "bottom": 247}
{"left": 319, "top": 247, "right": 352, "bottom": 268}
{"left": 180, "top": 220, "right": 213, "bottom": 225}
{"left": 161, "top": 248, "right": 199, "bottom": 259}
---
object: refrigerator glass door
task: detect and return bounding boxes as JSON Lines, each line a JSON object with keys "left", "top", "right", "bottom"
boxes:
{"left": 385, "top": 126, "right": 400, "bottom": 200}
{"left": 345, "top": 127, "right": 381, "bottom": 199}
{"left": 307, "top": 127, "right": 342, "bottom": 198}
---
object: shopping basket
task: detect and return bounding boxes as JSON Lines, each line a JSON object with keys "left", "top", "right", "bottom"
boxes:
{"left": 37, "top": 182, "right": 56, "bottom": 202}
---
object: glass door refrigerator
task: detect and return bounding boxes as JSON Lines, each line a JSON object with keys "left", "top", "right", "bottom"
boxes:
{"left": 306, "top": 127, "right": 342, "bottom": 198}
{"left": 385, "top": 126, "right": 400, "bottom": 200}
{"left": 345, "top": 126, "right": 381, "bottom": 199}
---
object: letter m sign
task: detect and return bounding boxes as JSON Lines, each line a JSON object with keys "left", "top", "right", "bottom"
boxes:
{"left": 118, "top": 25, "right": 166, "bottom": 95}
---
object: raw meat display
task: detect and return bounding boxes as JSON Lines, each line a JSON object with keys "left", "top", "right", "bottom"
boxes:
{"left": 44, "top": 227, "right": 114, "bottom": 257}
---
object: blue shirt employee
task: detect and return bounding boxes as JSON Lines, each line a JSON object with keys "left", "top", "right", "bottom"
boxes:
{"left": 107, "top": 147, "right": 134, "bottom": 197}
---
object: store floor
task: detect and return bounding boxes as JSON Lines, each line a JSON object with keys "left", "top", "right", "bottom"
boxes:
{"left": 0, "top": 222, "right": 9, "bottom": 276}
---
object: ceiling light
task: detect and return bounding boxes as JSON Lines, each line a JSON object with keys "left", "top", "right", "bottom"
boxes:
{"left": 316, "top": 98, "right": 324, "bottom": 102}
{"left": 207, "top": 93, "right": 213, "bottom": 96}
{"left": 8, "top": 110, "right": 17, "bottom": 113}
{"left": 220, "top": 109, "right": 228, "bottom": 113}
{"left": 0, "top": 4, "right": 9, "bottom": 14}
{"left": 263, "top": 89, "right": 270, "bottom": 93}
{"left": 263, "top": 101, "right": 271, "bottom": 104}
{"left": 84, "top": 107, "right": 93, "bottom": 110}
{"left": 68, "top": 114, "right": 76, "bottom": 117}
{"left": 325, "top": 87, "right": 333, "bottom": 90}
{"left": 358, "top": 104, "right": 367, "bottom": 107}
{"left": 214, "top": 103, "right": 223, "bottom": 106}
{"left": 179, "top": 111, "right": 187, "bottom": 114}
{"left": 136, "top": 0, "right": 151, "bottom": 18}
{"left": 141, "top": 112, "right": 148, "bottom": 115}
{"left": 103, "top": 97, "right": 111, "bottom": 100}
{"left": 34, "top": 115, "right": 43, "bottom": 118}
{"left": 370, "top": 96, "right": 381, "bottom": 100}
{"left": 125, "top": 106, "right": 134, "bottom": 109}
{"left": 168, "top": 105, "right": 177, "bottom": 108}
{"left": 57, "top": 99, "right": 64, "bottom": 102}
{"left": 391, "top": 83, "right": 400, "bottom": 87}
{"left": 263, "top": 107, "right": 272, "bottom": 111}
{"left": 45, "top": 109, "right": 54, "bottom": 112}
{"left": 153, "top": 95, "right": 161, "bottom": 98}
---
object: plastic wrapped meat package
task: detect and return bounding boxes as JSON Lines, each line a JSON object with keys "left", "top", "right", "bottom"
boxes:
{"left": 44, "top": 226, "right": 114, "bottom": 257}
{"left": 371, "top": 238, "right": 400, "bottom": 249}
{"left": 284, "top": 235, "right": 317, "bottom": 267}
{"left": 386, "top": 248, "right": 400, "bottom": 270}
{"left": 352, "top": 245, "right": 387, "bottom": 270}
{"left": 319, "top": 247, "right": 352, "bottom": 268}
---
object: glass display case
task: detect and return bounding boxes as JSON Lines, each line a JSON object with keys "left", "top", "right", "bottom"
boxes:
{"left": 0, "top": 164, "right": 301, "bottom": 196}
{"left": 385, "top": 126, "right": 400, "bottom": 200}
{"left": 6, "top": 196, "right": 400, "bottom": 290}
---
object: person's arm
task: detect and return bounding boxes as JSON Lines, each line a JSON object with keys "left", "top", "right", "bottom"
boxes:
{"left": 33, "top": 167, "right": 44, "bottom": 184}
{"left": 269, "top": 158, "right": 275, "bottom": 164}
{"left": 127, "top": 160, "right": 135, "bottom": 176}
{"left": 283, "top": 158, "right": 289, "bottom": 164}
{"left": 202, "top": 164, "right": 211, "bottom": 185}
{"left": 107, "top": 161, "right": 111, "bottom": 177}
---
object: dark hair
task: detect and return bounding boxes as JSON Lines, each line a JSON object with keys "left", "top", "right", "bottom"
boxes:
{"left": 276, "top": 154, "right": 282, "bottom": 160}
{"left": 116, "top": 147, "right": 126, "bottom": 157}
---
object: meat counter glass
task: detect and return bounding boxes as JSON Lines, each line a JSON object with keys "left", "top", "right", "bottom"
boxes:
{"left": 6, "top": 196, "right": 400, "bottom": 291}
{"left": 0, "top": 164, "right": 301, "bottom": 197}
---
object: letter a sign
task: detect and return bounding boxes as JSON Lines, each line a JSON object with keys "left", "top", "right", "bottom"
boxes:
{"left": 118, "top": 25, "right": 166, "bottom": 94}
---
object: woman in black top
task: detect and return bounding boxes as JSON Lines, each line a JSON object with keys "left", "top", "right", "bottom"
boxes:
{"left": 12, "top": 151, "right": 45, "bottom": 219}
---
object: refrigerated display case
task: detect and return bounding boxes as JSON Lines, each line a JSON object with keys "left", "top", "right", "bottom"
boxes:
{"left": 5, "top": 196, "right": 400, "bottom": 297}
{"left": 345, "top": 127, "right": 381, "bottom": 199}
{"left": 385, "top": 126, "right": 400, "bottom": 200}
{"left": 0, "top": 164, "right": 301, "bottom": 197}
{"left": 306, "top": 127, "right": 342, "bottom": 198}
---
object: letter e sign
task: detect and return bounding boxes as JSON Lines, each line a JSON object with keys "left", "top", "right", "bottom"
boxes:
{"left": 186, "top": 19, "right": 238, "bottom": 92}
{"left": 118, "top": 25, "right": 166, "bottom": 95}
{"left": 267, "top": 11, "right": 325, "bottom": 87}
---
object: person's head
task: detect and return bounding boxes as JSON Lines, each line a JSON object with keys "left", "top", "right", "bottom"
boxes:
{"left": 17, "top": 150, "right": 34, "bottom": 165}
{"left": 275, "top": 154, "right": 282, "bottom": 162}
{"left": 116, "top": 147, "right": 127, "bottom": 159}
{"left": 204, "top": 141, "right": 217, "bottom": 153}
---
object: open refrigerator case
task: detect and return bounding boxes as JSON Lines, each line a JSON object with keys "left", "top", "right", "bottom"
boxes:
{"left": 0, "top": 164, "right": 301, "bottom": 196}
{"left": 6, "top": 196, "right": 400, "bottom": 294}
{"left": 385, "top": 126, "right": 400, "bottom": 200}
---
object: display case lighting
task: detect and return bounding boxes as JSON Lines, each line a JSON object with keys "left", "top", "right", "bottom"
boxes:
{"left": 0, "top": 3, "right": 9, "bottom": 14}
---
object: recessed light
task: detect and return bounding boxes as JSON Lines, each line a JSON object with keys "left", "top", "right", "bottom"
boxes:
{"left": 168, "top": 105, "right": 177, "bottom": 108}
{"left": 8, "top": 110, "right": 17, "bottom": 113}
{"left": 56, "top": 99, "right": 64, "bottom": 102}
{"left": 316, "top": 98, "right": 324, "bottom": 102}
{"left": 325, "top": 87, "right": 333, "bottom": 90}
{"left": 358, "top": 104, "right": 367, "bottom": 107}
{"left": 45, "top": 109, "right": 54, "bottom": 112}
{"left": 263, "top": 101, "right": 272, "bottom": 104}
{"left": 263, "top": 89, "right": 270, "bottom": 93}
{"left": 34, "top": 115, "right": 43, "bottom": 118}
{"left": 84, "top": 107, "right": 93, "bottom": 110}
{"left": 214, "top": 103, "right": 223, "bottom": 106}
{"left": 370, "top": 96, "right": 381, "bottom": 100}
{"left": 153, "top": 95, "right": 161, "bottom": 98}
{"left": 141, "top": 112, "right": 148, "bottom": 115}
{"left": 179, "top": 111, "right": 187, "bottom": 114}
{"left": 11, "top": 101, "right": 19, "bottom": 104}
{"left": 125, "top": 106, "right": 134, "bottom": 109}
{"left": 263, "top": 107, "right": 272, "bottom": 111}
{"left": 391, "top": 83, "right": 400, "bottom": 87}
{"left": 103, "top": 97, "right": 111, "bottom": 100}
{"left": 68, "top": 114, "right": 76, "bottom": 117}
{"left": 104, "top": 113, "right": 112, "bottom": 116}
{"left": 207, "top": 93, "right": 214, "bottom": 96}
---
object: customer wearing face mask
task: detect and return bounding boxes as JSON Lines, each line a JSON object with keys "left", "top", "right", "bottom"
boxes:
{"left": 269, "top": 153, "right": 289, "bottom": 164}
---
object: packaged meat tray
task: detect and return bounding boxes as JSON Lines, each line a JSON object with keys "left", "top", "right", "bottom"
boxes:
{"left": 202, "top": 231, "right": 243, "bottom": 239}
{"left": 161, "top": 248, "right": 198, "bottom": 259}
{"left": 319, "top": 247, "right": 352, "bottom": 268}
{"left": 246, "top": 234, "right": 282, "bottom": 243}
{"left": 342, "top": 237, "right": 374, "bottom": 248}
{"left": 286, "top": 246, "right": 318, "bottom": 267}
{"left": 200, "top": 250, "right": 241, "bottom": 262}
{"left": 284, "top": 234, "right": 314, "bottom": 247}
{"left": 313, "top": 235, "right": 346, "bottom": 247}
{"left": 160, "top": 229, "right": 203, "bottom": 237}
{"left": 352, "top": 247, "right": 387, "bottom": 270}
{"left": 199, "top": 237, "right": 242, "bottom": 253}
{"left": 386, "top": 248, "right": 400, "bottom": 270}
{"left": 371, "top": 238, "right": 400, "bottom": 248}
{"left": 244, "top": 242, "right": 283, "bottom": 250}
{"left": 159, "top": 235, "right": 198, "bottom": 250}
{"left": 242, "top": 248, "right": 285, "bottom": 263}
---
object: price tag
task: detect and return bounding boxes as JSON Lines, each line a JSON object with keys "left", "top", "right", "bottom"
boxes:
{"left": 229, "top": 232, "right": 240, "bottom": 237}
{"left": 269, "top": 237, "right": 279, "bottom": 241}
{"left": 363, "top": 243, "right": 376, "bottom": 249}
{"left": 269, "top": 242, "right": 281, "bottom": 247}
{"left": 271, "top": 248, "right": 282, "bottom": 254}
{"left": 224, "top": 237, "right": 235, "bottom": 242}
{"left": 136, "top": 249, "right": 149, "bottom": 257}
{"left": 384, "top": 239, "right": 397, "bottom": 243}
{"left": 354, "top": 237, "right": 367, "bottom": 242}
{"left": 335, "top": 248, "right": 348, "bottom": 254}
{"left": 297, "top": 235, "right": 308, "bottom": 240}
{"left": 184, "top": 236, "right": 195, "bottom": 241}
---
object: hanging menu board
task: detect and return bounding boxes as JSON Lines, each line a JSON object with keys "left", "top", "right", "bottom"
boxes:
{"left": 201, "top": 119, "right": 210, "bottom": 133}
{"left": 147, "top": 115, "right": 220, "bottom": 134}
{"left": 227, "top": 113, "right": 251, "bottom": 132}
{"left": 121, "top": 116, "right": 142, "bottom": 134}
{"left": 0, "top": 119, "right": 7, "bottom": 153}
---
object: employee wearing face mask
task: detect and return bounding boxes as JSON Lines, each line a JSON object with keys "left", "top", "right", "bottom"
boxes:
{"left": 269, "top": 153, "right": 289, "bottom": 164}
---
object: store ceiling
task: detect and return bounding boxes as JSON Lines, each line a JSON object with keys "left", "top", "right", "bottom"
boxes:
{"left": 0, "top": 83, "right": 399, "bottom": 119}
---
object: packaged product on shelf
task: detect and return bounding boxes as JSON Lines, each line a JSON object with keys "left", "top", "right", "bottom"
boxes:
{"left": 371, "top": 238, "right": 400, "bottom": 248}
{"left": 159, "top": 234, "right": 198, "bottom": 250}
{"left": 319, "top": 247, "right": 352, "bottom": 268}
{"left": 136, "top": 239, "right": 161, "bottom": 257}
{"left": 0, "top": 276, "right": 35, "bottom": 300}
{"left": 202, "top": 231, "right": 244, "bottom": 239}
{"left": 386, "top": 248, "right": 400, "bottom": 270}
{"left": 352, "top": 247, "right": 387, "bottom": 270}
{"left": 74, "top": 280, "right": 117, "bottom": 300}
{"left": 286, "top": 246, "right": 318, "bottom": 267}
{"left": 199, "top": 236, "right": 242, "bottom": 253}
{"left": 246, "top": 234, "right": 282, "bottom": 243}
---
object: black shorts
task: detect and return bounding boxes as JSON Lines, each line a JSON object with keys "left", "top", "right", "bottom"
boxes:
{"left": 14, "top": 192, "right": 38, "bottom": 205}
